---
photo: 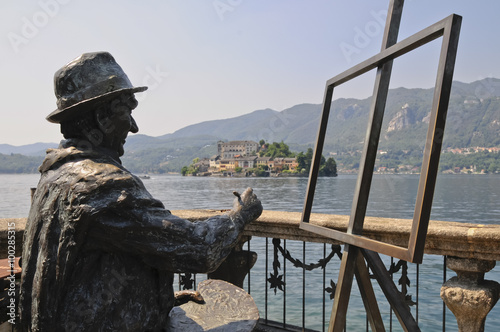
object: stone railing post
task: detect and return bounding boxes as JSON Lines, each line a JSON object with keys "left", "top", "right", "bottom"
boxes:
{"left": 441, "top": 256, "right": 500, "bottom": 332}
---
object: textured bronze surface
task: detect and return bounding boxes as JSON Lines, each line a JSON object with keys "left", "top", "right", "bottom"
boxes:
{"left": 167, "top": 279, "right": 259, "bottom": 332}
{"left": 18, "top": 52, "right": 262, "bottom": 331}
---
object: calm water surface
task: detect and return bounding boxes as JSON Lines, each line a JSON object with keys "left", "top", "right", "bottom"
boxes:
{"left": 1, "top": 173, "right": 499, "bottom": 331}
{"left": 2, "top": 173, "right": 499, "bottom": 223}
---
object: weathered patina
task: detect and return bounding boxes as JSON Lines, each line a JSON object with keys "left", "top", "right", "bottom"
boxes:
{"left": 18, "top": 52, "right": 262, "bottom": 331}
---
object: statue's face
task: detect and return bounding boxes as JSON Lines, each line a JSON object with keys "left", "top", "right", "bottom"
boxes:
{"left": 97, "top": 93, "right": 139, "bottom": 156}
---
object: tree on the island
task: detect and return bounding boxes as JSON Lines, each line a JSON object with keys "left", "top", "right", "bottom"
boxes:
{"left": 253, "top": 165, "right": 268, "bottom": 177}
{"left": 320, "top": 157, "right": 338, "bottom": 177}
{"left": 181, "top": 158, "right": 200, "bottom": 176}
{"left": 296, "top": 151, "right": 307, "bottom": 173}
{"left": 296, "top": 148, "right": 337, "bottom": 176}
{"left": 296, "top": 148, "right": 314, "bottom": 173}
{"left": 262, "top": 141, "right": 295, "bottom": 158}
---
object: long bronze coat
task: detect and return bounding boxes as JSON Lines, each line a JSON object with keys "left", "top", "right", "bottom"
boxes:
{"left": 19, "top": 139, "right": 261, "bottom": 331}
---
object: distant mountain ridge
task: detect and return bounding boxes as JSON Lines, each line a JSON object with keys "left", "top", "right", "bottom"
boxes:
{"left": 124, "top": 78, "right": 500, "bottom": 172}
{"left": 2, "top": 78, "right": 500, "bottom": 173}
{"left": 0, "top": 142, "right": 57, "bottom": 156}
{"left": 131, "top": 78, "right": 500, "bottom": 151}
{"left": 158, "top": 108, "right": 280, "bottom": 141}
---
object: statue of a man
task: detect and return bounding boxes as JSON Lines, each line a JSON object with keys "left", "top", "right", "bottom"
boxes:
{"left": 19, "top": 52, "right": 262, "bottom": 331}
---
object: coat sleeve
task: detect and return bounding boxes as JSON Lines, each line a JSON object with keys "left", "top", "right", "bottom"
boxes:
{"left": 85, "top": 180, "right": 260, "bottom": 274}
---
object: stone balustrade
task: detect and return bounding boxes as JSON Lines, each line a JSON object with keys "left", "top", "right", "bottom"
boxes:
{"left": 2, "top": 210, "right": 500, "bottom": 331}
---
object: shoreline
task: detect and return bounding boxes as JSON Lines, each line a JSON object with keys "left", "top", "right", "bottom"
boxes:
{"left": 0, "top": 171, "right": 497, "bottom": 176}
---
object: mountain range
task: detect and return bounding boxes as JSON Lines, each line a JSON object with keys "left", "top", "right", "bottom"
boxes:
{"left": 2, "top": 78, "right": 500, "bottom": 173}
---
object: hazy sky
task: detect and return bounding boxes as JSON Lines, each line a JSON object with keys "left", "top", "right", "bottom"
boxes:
{"left": 1, "top": 1, "right": 499, "bottom": 145}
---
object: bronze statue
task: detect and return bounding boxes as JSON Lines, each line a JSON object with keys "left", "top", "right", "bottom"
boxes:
{"left": 19, "top": 52, "right": 262, "bottom": 331}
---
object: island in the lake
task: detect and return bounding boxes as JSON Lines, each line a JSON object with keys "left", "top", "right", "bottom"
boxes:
{"left": 181, "top": 140, "right": 337, "bottom": 177}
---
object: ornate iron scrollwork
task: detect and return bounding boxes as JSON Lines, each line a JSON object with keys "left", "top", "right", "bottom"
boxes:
{"left": 325, "top": 279, "right": 337, "bottom": 300}
{"left": 388, "top": 259, "right": 416, "bottom": 307}
{"left": 268, "top": 238, "right": 343, "bottom": 295}
{"left": 179, "top": 272, "right": 195, "bottom": 290}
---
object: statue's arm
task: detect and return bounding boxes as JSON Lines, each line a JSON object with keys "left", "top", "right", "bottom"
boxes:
{"left": 88, "top": 187, "right": 262, "bottom": 273}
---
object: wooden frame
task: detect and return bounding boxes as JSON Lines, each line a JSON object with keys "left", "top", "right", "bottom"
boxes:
{"left": 300, "top": 13, "right": 462, "bottom": 264}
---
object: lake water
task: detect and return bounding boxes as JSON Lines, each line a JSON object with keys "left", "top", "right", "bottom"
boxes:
{"left": 1, "top": 173, "right": 499, "bottom": 331}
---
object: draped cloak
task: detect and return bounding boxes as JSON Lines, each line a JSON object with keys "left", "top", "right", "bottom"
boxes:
{"left": 19, "top": 139, "right": 259, "bottom": 331}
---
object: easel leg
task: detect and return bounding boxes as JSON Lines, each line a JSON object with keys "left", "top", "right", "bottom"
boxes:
{"left": 329, "top": 245, "right": 386, "bottom": 332}
{"left": 362, "top": 249, "right": 420, "bottom": 332}
{"left": 329, "top": 244, "right": 357, "bottom": 332}
{"left": 355, "top": 252, "right": 386, "bottom": 332}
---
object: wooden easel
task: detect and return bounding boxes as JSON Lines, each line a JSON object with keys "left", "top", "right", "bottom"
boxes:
{"left": 299, "top": 1, "right": 462, "bottom": 330}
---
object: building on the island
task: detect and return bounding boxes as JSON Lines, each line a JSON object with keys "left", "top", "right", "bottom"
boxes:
{"left": 205, "top": 141, "right": 300, "bottom": 174}
{"left": 219, "top": 159, "right": 231, "bottom": 171}
{"left": 193, "top": 158, "right": 210, "bottom": 173}
{"left": 210, "top": 155, "right": 299, "bottom": 173}
{"left": 209, "top": 155, "right": 221, "bottom": 171}
{"left": 217, "top": 156, "right": 258, "bottom": 171}
{"left": 267, "top": 159, "right": 276, "bottom": 170}
{"left": 256, "top": 156, "right": 272, "bottom": 169}
{"left": 284, "top": 158, "right": 299, "bottom": 171}
{"left": 272, "top": 157, "right": 299, "bottom": 172}
{"left": 217, "top": 140, "right": 259, "bottom": 159}
{"left": 235, "top": 156, "right": 257, "bottom": 169}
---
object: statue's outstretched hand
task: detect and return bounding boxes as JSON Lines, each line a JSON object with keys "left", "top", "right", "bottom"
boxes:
{"left": 229, "top": 188, "right": 263, "bottom": 224}
{"left": 174, "top": 290, "right": 204, "bottom": 306}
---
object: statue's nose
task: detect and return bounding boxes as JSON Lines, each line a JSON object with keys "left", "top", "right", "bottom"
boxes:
{"left": 130, "top": 117, "right": 139, "bottom": 133}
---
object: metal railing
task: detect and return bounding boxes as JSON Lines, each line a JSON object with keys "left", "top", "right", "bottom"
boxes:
{"left": 2, "top": 210, "right": 500, "bottom": 331}
{"left": 175, "top": 238, "right": 447, "bottom": 332}
{"left": 169, "top": 209, "right": 500, "bottom": 332}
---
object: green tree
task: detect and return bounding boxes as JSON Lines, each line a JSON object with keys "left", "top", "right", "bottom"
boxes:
{"left": 296, "top": 152, "right": 307, "bottom": 173}
{"left": 320, "top": 157, "right": 338, "bottom": 177}
{"left": 181, "top": 158, "right": 200, "bottom": 176}
{"left": 252, "top": 166, "right": 268, "bottom": 177}
{"left": 301, "top": 148, "right": 314, "bottom": 173}
{"left": 263, "top": 141, "right": 295, "bottom": 158}
{"left": 488, "top": 162, "right": 499, "bottom": 173}
{"left": 295, "top": 148, "right": 336, "bottom": 176}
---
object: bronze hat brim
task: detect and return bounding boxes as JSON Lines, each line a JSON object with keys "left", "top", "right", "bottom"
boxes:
{"left": 46, "top": 86, "right": 147, "bottom": 124}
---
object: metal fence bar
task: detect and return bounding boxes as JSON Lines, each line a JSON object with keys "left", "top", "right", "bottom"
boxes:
{"left": 266, "top": 237, "right": 269, "bottom": 325}
{"left": 390, "top": 256, "right": 394, "bottom": 331}
{"left": 443, "top": 256, "right": 447, "bottom": 332}
{"left": 169, "top": 237, "right": 454, "bottom": 332}
{"left": 239, "top": 238, "right": 448, "bottom": 332}
{"left": 248, "top": 240, "right": 251, "bottom": 293}
{"left": 416, "top": 263, "right": 420, "bottom": 324}
{"left": 283, "top": 239, "right": 287, "bottom": 329}
{"left": 303, "top": 241, "right": 306, "bottom": 330}
{"left": 323, "top": 243, "right": 326, "bottom": 332}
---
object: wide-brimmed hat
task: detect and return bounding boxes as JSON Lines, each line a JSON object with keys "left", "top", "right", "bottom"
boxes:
{"left": 46, "top": 52, "right": 147, "bottom": 123}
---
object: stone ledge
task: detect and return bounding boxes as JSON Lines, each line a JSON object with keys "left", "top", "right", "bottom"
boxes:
{"left": 172, "top": 210, "right": 500, "bottom": 261}
{"left": 0, "top": 218, "right": 26, "bottom": 257}
{"left": 1, "top": 210, "right": 499, "bottom": 261}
